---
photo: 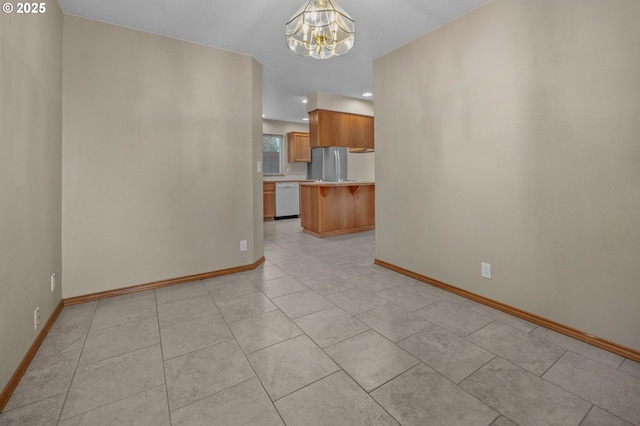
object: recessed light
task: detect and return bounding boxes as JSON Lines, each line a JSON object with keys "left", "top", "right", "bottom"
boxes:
{"left": 303, "top": 118, "right": 309, "bottom": 121}
{"left": 362, "top": 92, "right": 373, "bottom": 97}
{"left": 302, "top": 98, "right": 308, "bottom": 104}
{"left": 262, "top": 114, "right": 265, "bottom": 118}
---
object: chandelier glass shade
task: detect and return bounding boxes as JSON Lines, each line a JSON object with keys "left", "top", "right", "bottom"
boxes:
{"left": 286, "top": 0, "right": 355, "bottom": 59}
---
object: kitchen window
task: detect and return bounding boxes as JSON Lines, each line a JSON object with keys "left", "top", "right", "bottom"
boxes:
{"left": 262, "top": 134, "right": 283, "bottom": 175}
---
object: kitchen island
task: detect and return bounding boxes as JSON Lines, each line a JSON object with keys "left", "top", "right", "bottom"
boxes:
{"left": 299, "top": 181, "right": 375, "bottom": 238}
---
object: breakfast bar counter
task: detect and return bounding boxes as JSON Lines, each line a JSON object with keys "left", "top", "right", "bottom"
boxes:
{"left": 299, "top": 181, "right": 375, "bottom": 238}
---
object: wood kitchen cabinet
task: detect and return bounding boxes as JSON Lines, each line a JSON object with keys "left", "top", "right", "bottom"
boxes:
{"left": 287, "top": 132, "right": 311, "bottom": 162}
{"left": 299, "top": 182, "right": 375, "bottom": 237}
{"left": 263, "top": 182, "right": 275, "bottom": 221}
{"left": 308, "top": 109, "right": 374, "bottom": 149}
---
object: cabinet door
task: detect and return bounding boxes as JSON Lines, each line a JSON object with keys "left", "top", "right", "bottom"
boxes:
{"left": 309, "top": 109, "right": 373, "bottom": 149}
{"left": 263, "top": 182, "right": 275, "bottom": 220}
{"left": 263, "top": 191, "right": 275, "bottom": 220}
{"left": 309, "top": 110, "right": 344, "bottom": 147}
{"left": 287, "top": 132, "right": 310, "bottom": 162}
{"left": 295, "top": 133, "right": 311, "bottom": 162}
{"left": 350, "top": 114, "right": 374, "bottom": 149}
{"left": 309, "top": 110, "right": 321, "bottom": 147}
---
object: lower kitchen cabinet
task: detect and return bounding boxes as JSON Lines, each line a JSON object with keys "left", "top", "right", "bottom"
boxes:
{"left": 299, "top": 182, "right": 375, "bottom": 237}
{"left": 263, "top": 182, "right": 275, "bottom": 221}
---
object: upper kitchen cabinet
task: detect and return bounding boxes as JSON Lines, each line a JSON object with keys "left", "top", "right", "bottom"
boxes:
{"left": 308, "top": 109, "right": 374, "bottom": 149}
{"left": 287, "top": 132, "right": 311, "bottom": 162}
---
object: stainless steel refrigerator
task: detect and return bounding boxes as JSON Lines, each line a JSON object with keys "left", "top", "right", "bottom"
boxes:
{"left": 307, "top": 147, "right": 348, "bottom": 182}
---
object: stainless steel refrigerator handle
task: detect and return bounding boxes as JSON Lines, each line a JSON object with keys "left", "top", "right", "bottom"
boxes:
{"left": 335, "top": 150, "right": 340, "bottom": 181}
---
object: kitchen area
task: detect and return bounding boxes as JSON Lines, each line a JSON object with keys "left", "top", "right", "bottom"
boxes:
{"left": 263, "top": 92, "right": 375, "bottom": 238}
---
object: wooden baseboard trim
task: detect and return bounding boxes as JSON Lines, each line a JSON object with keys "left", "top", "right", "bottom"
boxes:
{"left": 63, "top": 257, "right": 266, "bottom": 306}
{"left": 375, "top": 259, "right": 640, "bottom": 362}
{"left": 302, "top": 225, "right": 375, "bottom": 238}
{"left": 0, "top": 300, "right": 64, "bottom": 413}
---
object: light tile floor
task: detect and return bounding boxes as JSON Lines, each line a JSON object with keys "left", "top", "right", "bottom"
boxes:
{"left": 2, "top": 218, "right": 640, "bottom": 425}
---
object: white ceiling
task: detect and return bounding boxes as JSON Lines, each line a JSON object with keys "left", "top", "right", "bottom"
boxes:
{"left": 56, "top": 0, "right": 491, "bottom": 123}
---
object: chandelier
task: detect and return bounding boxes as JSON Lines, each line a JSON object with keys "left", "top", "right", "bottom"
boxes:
{"left": 285, "top": 0, "right": 355, "bottom": 60}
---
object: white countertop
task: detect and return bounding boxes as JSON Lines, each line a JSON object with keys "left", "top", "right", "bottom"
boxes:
{"left": 263, "top": 175, "right": 309, "bottom": 182}
{"left": 300, "top": 180, "right": 375, "bottom": 187}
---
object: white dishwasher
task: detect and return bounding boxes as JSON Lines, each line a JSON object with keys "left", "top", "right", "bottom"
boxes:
{"left": 275, "top": 182, "right": 300, "bottom": 219}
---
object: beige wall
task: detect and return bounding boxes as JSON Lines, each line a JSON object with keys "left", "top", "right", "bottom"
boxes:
{"left": 263, "top": 120, "right": 309, "bottom": 176}
{"left": 347, "top": 152, "right": 375, "bottom": 182}
{"left": 306, "top": 92, "right": 374, "bottom": 116}
{"left": 0, "top": 0, "right": 63, "bottom": 391}
{"left": 263, "top": 119, "right": 309, "bottom": 135}
{"left": 62, "top": 16, "right": 263, "bottom": 298}
{"left": 374, "top": 0, "right": 640, "bottom": 351}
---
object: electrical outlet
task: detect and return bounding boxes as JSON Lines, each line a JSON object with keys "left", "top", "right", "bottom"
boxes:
{"left": 51, "top": 273, "right": 56, "bottom": 292}
{"left": 240, "top": 240, "right": 247, "bottom": 251}
{"left": 481, "top": 262, "right": 492, "bottom": 279}
{"left": 34, "top": 307, "right": 40, "bottom": 330}
{"left": 257, "top": 161, "right": 262, "bottom": 174}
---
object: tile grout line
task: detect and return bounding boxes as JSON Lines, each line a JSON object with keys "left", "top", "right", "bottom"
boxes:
{"left": 55, "top": 300, "right": 98, "bottom": 424}
{"left": 153, "top": 288, "right": 173, "bottom": 424}
{"left": 577, "top": 405, "right": 596, "bottom": 426}
{"left": 204, "top": 275, "right": 288, "bottom": 425}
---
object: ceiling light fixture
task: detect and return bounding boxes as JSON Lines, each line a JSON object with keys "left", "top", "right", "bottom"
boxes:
{"left": 303, "top": 117, "right": 309, "bottom": 121}
{"left": 362, "top": 92, "right": 373, "bottom": 97}
{"left": 302, "top": 98, "right": 308, "bottom": 104}
{"left": 286, "top": 0, "right": 355, "bottom": 60}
